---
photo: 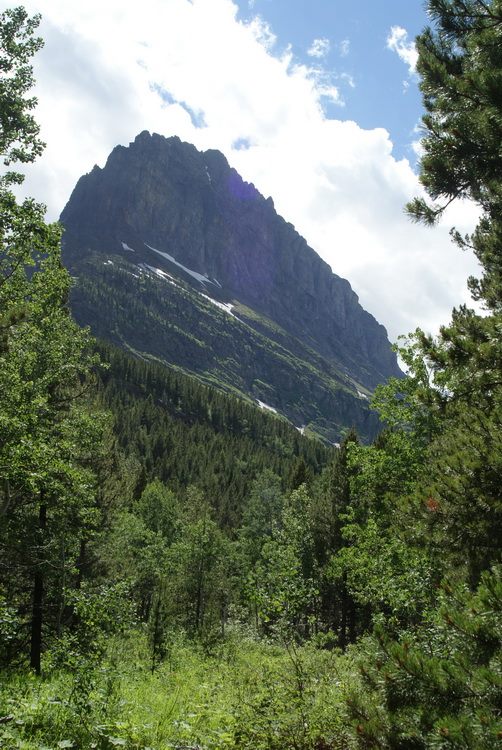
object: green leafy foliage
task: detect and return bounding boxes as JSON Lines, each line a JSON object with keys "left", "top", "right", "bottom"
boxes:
{"left": 407, "top": 0, "right": 502, "bottom": 311}
{"left": 248, "top": 486, "right": 319, "bottom": 638}
{"left": 0, "top": 5, "right": 106, "bottom": 675}
{"left": 0, "top": 6, "right": 44, "bottom": 182}
{"left": 341, "top": 2, "right": 502, "bottom": 743}
{"left": 0, "top": 633, "right": 355, "bottom": 750}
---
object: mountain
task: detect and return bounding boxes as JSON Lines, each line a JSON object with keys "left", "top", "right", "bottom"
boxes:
{"left": 61, "top": 131, "right": 401, "bottom": 443}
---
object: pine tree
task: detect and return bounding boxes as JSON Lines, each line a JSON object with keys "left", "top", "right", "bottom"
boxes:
{"left": 348, "top": 567, "right": 502, "bottom": 749}
{"left": 402, "top": 0, "right": 502, "bottom": 582}
{"left": 345, "top": 2, "right": 502, "bottom": 743}
{"left": 308, "top": 431, "right": 365, "bottom": 646}
{"left": 407, "top": 0, "right": 502, "bottom": 311}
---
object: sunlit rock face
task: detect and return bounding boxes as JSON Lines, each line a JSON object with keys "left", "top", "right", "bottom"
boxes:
{"left": 61, "top": 131, "right": 402, "bottom": 443}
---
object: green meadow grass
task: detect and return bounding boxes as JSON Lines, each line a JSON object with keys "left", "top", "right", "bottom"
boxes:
{"left": 0, "top": 629, "right": 356, "bottom": 750}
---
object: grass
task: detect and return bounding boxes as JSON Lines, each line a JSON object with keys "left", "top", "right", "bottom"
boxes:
{"left": 0, "top": 627, "right": 357, "bottom": 750}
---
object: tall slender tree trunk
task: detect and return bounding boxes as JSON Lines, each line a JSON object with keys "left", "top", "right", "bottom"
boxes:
{"left": 348, "top": 597, "right": 356, "bottom": 644}
{"left": 30, "top": 499, "right": 46, "bottom": 675}
{"left": 1, "top": 478, "right": 11, "bottom": 516}
{"left": 195, "top": 562, "right": 204, "bottom": 632}
{"left": 76, "top": 538, "right": 87, "bottom": 589}
{"left": 56, "top": 538, "right": 65, "bottom": 636}
{"left": 339, "top": 573, "right": 348, "bottom": 651}
{"left": 220, "top": 599, "right": 226, "bottom": 638}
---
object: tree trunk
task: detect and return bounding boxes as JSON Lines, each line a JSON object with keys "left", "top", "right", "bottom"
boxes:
{"left": 30, "top": 500, "right": 46, "bottom": 675}
{"left": 348, "top": 597, "right": 356, "bottom": 644}
{"left": 195, "top": 565, "right": 204, "bottom": 632}
{"left": 339, "top": 573, "right": 348, "bottom": 651}
{"left": 76, "top": 538, "right": 86, "bottom": 589}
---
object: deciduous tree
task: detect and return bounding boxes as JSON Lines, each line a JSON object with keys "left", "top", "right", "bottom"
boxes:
{"left": 0, "top": 6, "right": 104, "bottom": 673}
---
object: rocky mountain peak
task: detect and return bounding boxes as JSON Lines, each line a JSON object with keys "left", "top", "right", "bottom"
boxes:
{"left": 61, "top": 132, "right": 401, "bottom": 442}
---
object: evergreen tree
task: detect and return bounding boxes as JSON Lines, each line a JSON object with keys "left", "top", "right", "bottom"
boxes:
{"left": 312, "top": 430, "right": 363, "bottom": 647}
{"left": 402, "top": 0, "right": 502, "bottom": 583}
{"left": 407, "top": 0, "right": 502, "bottom": 311}
{"left": 348, "top": 567, "right": 502, "bottom": 749}
{"left": 345, "top": 1, "right": 502, "bottom": 742}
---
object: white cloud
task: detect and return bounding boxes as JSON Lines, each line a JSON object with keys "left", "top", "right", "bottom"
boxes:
{"left": 247, "top": 14, "right": 276, "bottom": 50}
{"left": 411, "top": 123, "right": 425, "bottom": 160}
{"left": 340, "top": 72, "right": 355, "bottom": 89}
{"left": 6, "top": 0, "right": 479, "bottom": 341}
{"left": 308, "top": 37, "right": 330, "bottom": 59}
{"left": 386, "top": 25, "right": 418, "bottom": 75}
{"left": 339, "top": 39, "right": 350, "bottom": 57}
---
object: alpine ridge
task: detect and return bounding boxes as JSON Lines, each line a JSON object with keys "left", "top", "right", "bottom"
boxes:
{"left": 61, "top": 131, "right": 401, "bottom": 442}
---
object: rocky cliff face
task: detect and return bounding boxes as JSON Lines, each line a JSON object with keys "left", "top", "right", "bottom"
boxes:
{"left": 61, "top": 131, "right": 401, "bottom": 442}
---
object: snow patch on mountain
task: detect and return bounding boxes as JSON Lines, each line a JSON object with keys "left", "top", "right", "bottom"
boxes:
{"left": 256, "top": 399, "right": 278, "bottom": 414}
{"left": 121, "top": 241, "right": 135, "bottom": 252}
{"left": 139, "top": 263, "right": 180, "bottom": 286}
{"left": 146, "top": 243, "right": 218, "bottom": 286}
{"left": 200, "top": 294, "right": 236, "bottom": 318}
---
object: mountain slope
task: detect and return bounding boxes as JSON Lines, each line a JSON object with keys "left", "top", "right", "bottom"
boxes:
{"left": 61, "top": 131, "right": 401, "bottom": 442}
{"left": 97, "top": 341, "right": 331, "bottom": 527}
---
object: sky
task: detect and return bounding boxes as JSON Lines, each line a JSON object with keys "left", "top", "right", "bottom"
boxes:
{"left": 3, "top": 0, "right": 481, "bottom": 341}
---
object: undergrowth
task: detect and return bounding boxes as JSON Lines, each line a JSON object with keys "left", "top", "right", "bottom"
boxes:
{"left": 0, "top": 626, "right": 356, "bottom": 750}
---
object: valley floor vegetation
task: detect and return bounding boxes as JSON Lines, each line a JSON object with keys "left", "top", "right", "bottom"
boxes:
{"left": 1, "top": 2, "right": 501, "bottom": 748}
